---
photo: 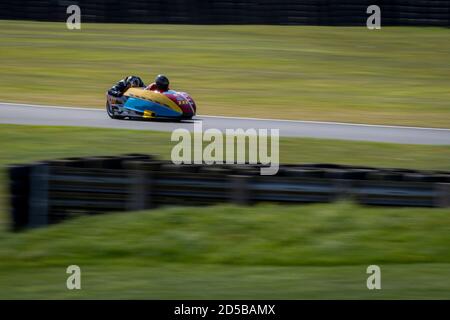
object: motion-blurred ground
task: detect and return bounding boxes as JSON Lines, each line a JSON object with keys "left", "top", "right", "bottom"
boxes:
{"left": 0, "top": 125, "right": 449, "bottom": 299}
{"left": 0, "top": 202, "right": 449, "bottom": 299}
{"left": 0, "top": 21, "right": 449, "bottom": 127}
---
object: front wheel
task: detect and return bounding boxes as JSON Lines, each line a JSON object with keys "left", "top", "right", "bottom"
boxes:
{"left": 106, "top": 101, "right": 125, "bottom": 120}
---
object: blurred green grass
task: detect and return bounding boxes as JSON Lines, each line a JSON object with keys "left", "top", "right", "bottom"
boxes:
{"left": 0, "top": 21, "right": 449, "bottom": 127}
{"left": 3, "top": 202, "right": 450, "bottom": 267}
{"left": 1, "top": 264, "right": 449, "bottom": 299}
{"left": 0, "top": 203, "right": 449, "bottom": 299}
{"left": 0, "top": 124, "right": 449, "bottom": 298}
{"left": 0, "top": 124, "right": 448, "bottom": 169}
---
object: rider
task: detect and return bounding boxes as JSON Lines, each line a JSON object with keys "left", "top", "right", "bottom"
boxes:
{"left": 145, "top": 74, "right": 170, "bottom": 92}
{"left": 108, "top": 75, "right": 145, "bottom": 97}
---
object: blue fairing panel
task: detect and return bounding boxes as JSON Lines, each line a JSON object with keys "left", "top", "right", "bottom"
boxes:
{"left": 123, "top": 97, "right": 182, "bottom": 117}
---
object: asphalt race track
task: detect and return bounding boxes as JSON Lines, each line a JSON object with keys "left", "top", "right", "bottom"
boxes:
{"left": 1, "top": 102, "right": 449, "bottom": 145}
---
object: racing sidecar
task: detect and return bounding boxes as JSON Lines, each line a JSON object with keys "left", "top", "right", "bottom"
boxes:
{"left": 106, "top": 87, "right": 196, "bottom": 120}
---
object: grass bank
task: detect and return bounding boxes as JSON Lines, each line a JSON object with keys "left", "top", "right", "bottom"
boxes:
{"left": 0, "top": 203, "right": 449, "bottom": 299}
{"left": 0, "top": 21, "right": 449, "bottom": 127}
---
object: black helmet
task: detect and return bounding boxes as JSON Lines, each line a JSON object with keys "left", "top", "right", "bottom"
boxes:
{"left": 127, "top": 76, "right": 141, "bottom": 88}
{"left": 155, "top": 74, "right": 169, "bottom": 91}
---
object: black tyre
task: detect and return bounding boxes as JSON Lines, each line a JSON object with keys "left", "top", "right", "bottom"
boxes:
{"left": 180, "top": 115, "right": 194, "bottom": 121}
{"left": 106, "top": 101, "right": 125, "bottom": 120}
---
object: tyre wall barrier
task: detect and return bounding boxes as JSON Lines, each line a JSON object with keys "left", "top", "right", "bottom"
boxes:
{"left": 1, "top": 0, "right": 449, "bottom": 26}
{"left": 8, "top": 153, "right": 450, "bottom": 230}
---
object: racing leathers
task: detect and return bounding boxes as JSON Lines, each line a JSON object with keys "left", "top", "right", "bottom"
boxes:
{"left": 108, "top": 76, "right": 145, "bottom": 97}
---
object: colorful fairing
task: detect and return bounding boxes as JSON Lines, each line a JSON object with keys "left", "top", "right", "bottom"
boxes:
{"left": 106, "top": 87, "right": 196, "bottom": 120}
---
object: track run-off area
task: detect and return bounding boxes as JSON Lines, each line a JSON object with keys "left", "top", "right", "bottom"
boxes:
{"left": 1, "top": 102, "right": 449, "bottom": 145}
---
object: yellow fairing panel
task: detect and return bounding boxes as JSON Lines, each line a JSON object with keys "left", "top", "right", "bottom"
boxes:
{"left": 124, "top": 88, "right": 183, "bottom": 114}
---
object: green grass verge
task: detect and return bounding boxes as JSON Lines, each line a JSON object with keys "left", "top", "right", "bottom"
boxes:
{"left": 0, "top": 203, "right": 449, "bottom": 299}
{"left": 1, "top": 264, "right": 449, "bottom": 299}
{"left": 0, "top": 21, "right": 449, "bottom": 127}
{"left": 1, "top": 124, "right": 448, "bottom": 169}
{"left": 0, "top": 124, "right": 449, "bottom": 298}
